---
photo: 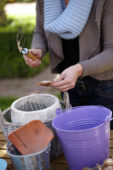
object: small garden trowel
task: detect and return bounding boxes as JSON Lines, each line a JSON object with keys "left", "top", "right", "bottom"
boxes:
{"left": 17, "top": 27, "right": 37, "bottom": 61}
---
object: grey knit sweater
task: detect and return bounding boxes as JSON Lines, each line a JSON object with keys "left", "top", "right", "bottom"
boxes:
{"left": 32, "top": 0, "right": 113, "bottom": 81}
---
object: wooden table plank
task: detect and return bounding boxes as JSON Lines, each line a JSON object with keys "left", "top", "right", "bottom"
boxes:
{"left": 51, "top": 155, "right": 67, "bottom": 164}
{"left": 0, "top": 149, "right": 10, "bottom": 159}
{"left": 0, "top": 133, "right": 5, "bottom": 140}
{"left": 0, "top": 141, "right": 7, "bottom": 149}
{"left": 111, "top": 130, "right": 113, "bottom": 139}
{"left": 51, "top": 163, "right": 68, "bottom": 170}
{"left": 0, "top": 127, "right": 2, "bottom": 133}
{"left": 4, "top": 158, "right": 12, "bottom": 164}
{"left": 110, "top": 148, "right": 113, "bottom": 158}
{"left": 110, "top": 140, "right": 113, "bottom": 148}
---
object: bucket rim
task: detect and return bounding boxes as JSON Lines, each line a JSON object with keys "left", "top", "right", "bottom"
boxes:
{"left": 7, "top": 143, "right": 51, "bottom": 158}
{"left": 61, "top": 105, "right": 112, "bottom": 114}
{"left": 52, "top": 105, "right": 112, "bottom": 133}
{"left": 11, "top": 94, "right": 60, "bottom": 114}
{"left": 1, "top": 107, "right": 53, "bottom": 126}
{"left": 1, "top": 107, "right": 24, "bottom": 126}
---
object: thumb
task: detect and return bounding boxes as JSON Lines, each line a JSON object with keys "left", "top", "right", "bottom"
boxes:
{"left": 29, "top": 49, "right": 42, "bottom": 59}
{"left": 56, "top": 73, "right": 66, "bottom": 81}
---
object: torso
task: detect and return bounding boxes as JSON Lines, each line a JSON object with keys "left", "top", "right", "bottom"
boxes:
{"left": 58, "top": 37, "right": 79, "bottom": 73}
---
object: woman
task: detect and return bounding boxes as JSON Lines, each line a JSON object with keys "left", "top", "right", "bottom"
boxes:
{"left": 23, "top": 0, "right": 113, "bottom": 129}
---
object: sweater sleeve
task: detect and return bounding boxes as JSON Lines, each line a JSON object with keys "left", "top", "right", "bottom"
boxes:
{"left": 31, "top": 0, "right": 48, "bottom": 57}
{"left": 79, "top": 0, "right": 113, "bottom": 77}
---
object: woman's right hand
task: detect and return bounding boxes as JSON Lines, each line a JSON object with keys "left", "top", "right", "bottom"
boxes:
{"left": 23, "top": 49, "right": 42, "bottom": 67}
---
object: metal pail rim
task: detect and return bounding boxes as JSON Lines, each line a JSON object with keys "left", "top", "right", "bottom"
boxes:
{"left": 7, "top": 143, "right": 51, "bottom": 158}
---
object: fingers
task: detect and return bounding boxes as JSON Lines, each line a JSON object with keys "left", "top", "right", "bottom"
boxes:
{"left": 23, "top": 55, "right": 41, "bottom": 67}
{"left": 51, "top": 79, "right": 67, "bottom": 87}
{"left": 23, "top": 49, "right": 42, "bottom": 67}
{"left": 52, "top": 84, "right": 74, "bottom": 92}
{"left": 26, "top": 60, "right": 41, "bottom": 67}
{"left": 53, "top": 72, "right": 65, "bottom": 82}
{"left": 50, "top": 78, "right": 75, "bottom": 92}
{"left": 29, "top": 49, "right": 42, "bottom": 59}
{"left": 50, "top": 65, "right": 82, "bottom": 92}
{"left": 51, "top": 81, "right": 75, "bottom": 92}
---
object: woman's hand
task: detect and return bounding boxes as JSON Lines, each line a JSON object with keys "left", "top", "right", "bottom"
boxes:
{"left": 50, "top": 64, "right": 83, "bottom": 92}
{"left": 23, "top": 49, "right": 42, "bottom": 67}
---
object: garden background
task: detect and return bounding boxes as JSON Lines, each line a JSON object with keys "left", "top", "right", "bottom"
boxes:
{"left": 0, "top": 0, "right": 58, "bottom": 111}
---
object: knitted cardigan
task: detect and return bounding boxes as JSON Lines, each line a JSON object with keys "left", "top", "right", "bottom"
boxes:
{"left": 32, "top": 0, "right": 113, "bottom": 81}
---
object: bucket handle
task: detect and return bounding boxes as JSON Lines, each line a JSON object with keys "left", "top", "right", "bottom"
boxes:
{"left": 56, "top": 92, "right": 72, "bottom": 116}
{"left": 63, "top": 92, "right": 72, "bottom": 109}
{"left": 105, "top": 116, "right": 113, "bottom": 122}
{"left": 0, "top": 109, "right": 3, "bottom": 124}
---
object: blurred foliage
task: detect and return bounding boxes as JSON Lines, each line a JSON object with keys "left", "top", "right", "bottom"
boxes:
{"left": 16, "top": 0, "right": 35, "bottom": 2}
{"left": 6, "top": 0, "right": 35, "bottom": 2}
{"left": 0, "top": 96, "right": 18, "bottom": 111}
{"left": 0, "top": 93, "right": 61, "bottom": 111}
{"left": 0, "top": 15, "right": 49, "bottom": 78}
{"left": 0, "top": 0, "right": 7, "bottom": 25}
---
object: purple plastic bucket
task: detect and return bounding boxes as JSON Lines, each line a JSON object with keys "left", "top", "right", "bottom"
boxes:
{"left": 52, "top": 106, "right": 112, "bottom": 170}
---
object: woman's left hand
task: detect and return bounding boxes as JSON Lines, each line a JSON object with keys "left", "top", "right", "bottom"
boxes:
{"left": 50, "top": 64, "right": 83, "bottom": 92}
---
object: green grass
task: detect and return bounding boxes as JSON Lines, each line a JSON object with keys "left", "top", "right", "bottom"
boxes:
{"left": 0, "top": 96, "right": 18, "bottom": 111}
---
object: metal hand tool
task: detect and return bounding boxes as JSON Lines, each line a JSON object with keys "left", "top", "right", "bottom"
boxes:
{"left": 17, "top": 27, "right": 37, "bottom": 61}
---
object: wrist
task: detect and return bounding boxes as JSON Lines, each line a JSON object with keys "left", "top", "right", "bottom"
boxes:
{"left": 35, "top": 48, "right": 43, "bottom": 58}
{"left": 77, "top": 64, "right": 83, "bottom": 76}
{"left": 74, "top": 64, "right": 83, "bottom": 77}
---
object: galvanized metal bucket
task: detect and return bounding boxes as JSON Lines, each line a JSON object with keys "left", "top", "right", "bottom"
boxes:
{"left": 0, "top": 108, "right": 62, "bottom": 159}
{"left": 7, "top": 143, "right": 51, "bottom": 170}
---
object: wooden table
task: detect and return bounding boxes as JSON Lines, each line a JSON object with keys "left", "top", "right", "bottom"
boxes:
{"left": 0, "top": 128, "right": 113, "bottom": 170}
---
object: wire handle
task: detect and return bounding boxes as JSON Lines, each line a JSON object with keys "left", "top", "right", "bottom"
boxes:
{"left": 63, "top": 92, "right": 72, "bottom": 109}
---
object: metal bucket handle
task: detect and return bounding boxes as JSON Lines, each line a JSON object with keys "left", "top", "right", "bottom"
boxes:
{"left": 56, "top": 92, "right": 72, "bottom": 116}
{"left": 105, "top": 117, "right": 113, "bottom": 122}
